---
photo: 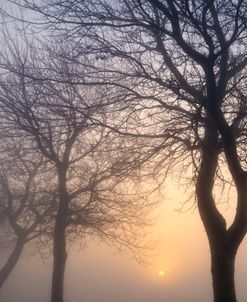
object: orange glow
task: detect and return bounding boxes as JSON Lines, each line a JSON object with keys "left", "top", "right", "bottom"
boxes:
{"left": 158, "top": 270, "right": 165, "bottom": 277}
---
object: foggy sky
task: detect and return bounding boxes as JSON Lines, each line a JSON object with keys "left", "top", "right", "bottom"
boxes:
{"left": 1, "top": 181, "right": 247, "bottom": 302}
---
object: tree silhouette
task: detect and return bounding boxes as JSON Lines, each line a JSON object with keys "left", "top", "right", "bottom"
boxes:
{"left": 0, "top": 134, "right": 55, "bottom": 289}
{"left": 14, "top": 1, "right": 247, "bottom": 301}
{"left": 0, "top": 38, "right": 158, "bottom": 302}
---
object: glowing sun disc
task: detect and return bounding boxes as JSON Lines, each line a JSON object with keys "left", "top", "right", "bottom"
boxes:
{"left": 158, "top": 270, "right": 165, "bottom": 277}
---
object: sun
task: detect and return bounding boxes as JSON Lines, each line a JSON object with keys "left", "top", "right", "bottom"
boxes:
{"left": 158, "top": 270, "right": 165, "bottom": 278}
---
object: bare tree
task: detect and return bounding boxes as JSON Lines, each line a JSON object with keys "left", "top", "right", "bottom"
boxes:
{"left": 11, "top": 1, "right": 247, "bottom": 301}
{"left": 0, "top": 134, "right": 55, "bottom": 289}
{"left": 0, "top": 37, "right": 158, "bottom": 302}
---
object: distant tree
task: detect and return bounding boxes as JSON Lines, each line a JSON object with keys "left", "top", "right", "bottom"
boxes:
{"left": 0, "top": 134, "right": 55, "bottom": 289}
{"left": 13, "top": 1, "right": 247, "bottom": 301}
{"left": 0, "top": 39, "right": 158, "bottom": 302}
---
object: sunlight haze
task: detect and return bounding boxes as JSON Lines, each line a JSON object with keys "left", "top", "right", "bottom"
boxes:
{"left": 1, "top": 181, "right": 247, "bottom": 302}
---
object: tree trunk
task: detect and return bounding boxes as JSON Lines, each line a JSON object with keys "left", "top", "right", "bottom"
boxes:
{"left": 211, "top": 248, "right": 237, "bottom": 302}
{"left": 196, "top": 118, "right": 239, "bottom": 302}
{"left": 0, "top": 238, "right": 25, "bottom": 289}
{"left": 51, "top": 166, "right": 69, "bottom": 302}
{"left": 51, "top": 214, "right": 67, "bottom": 302}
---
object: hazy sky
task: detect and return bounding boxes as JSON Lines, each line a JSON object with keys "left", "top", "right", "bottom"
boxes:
{"left": 0, "top": 2, "right": 246, "bottom": 302}
{"left": 1, "top": 180, "right": 247, "bottom": 302}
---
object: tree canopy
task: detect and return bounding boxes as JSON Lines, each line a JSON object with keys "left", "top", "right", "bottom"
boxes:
{"left": 1, "top": 1, "right": 247, "bottom": 301}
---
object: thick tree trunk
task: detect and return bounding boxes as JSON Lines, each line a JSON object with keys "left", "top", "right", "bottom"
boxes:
{"left": 51, "top": 166, "right": 69, "bottom": 302}
{"left": 211, "top": 248, "right": 237, "bottom": 302}
{"left": 196, "top": 118, "right": 240, "bottom": 302}
{"left": 0, "top": 238, "right": 25, "bottom": 289}
{"left": 51, "top": 215, "right": 67, "bottom": 302}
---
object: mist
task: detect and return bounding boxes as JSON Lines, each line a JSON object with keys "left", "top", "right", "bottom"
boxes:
{"left": 1, "top": 183, "right": 247, "bottom": 302}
